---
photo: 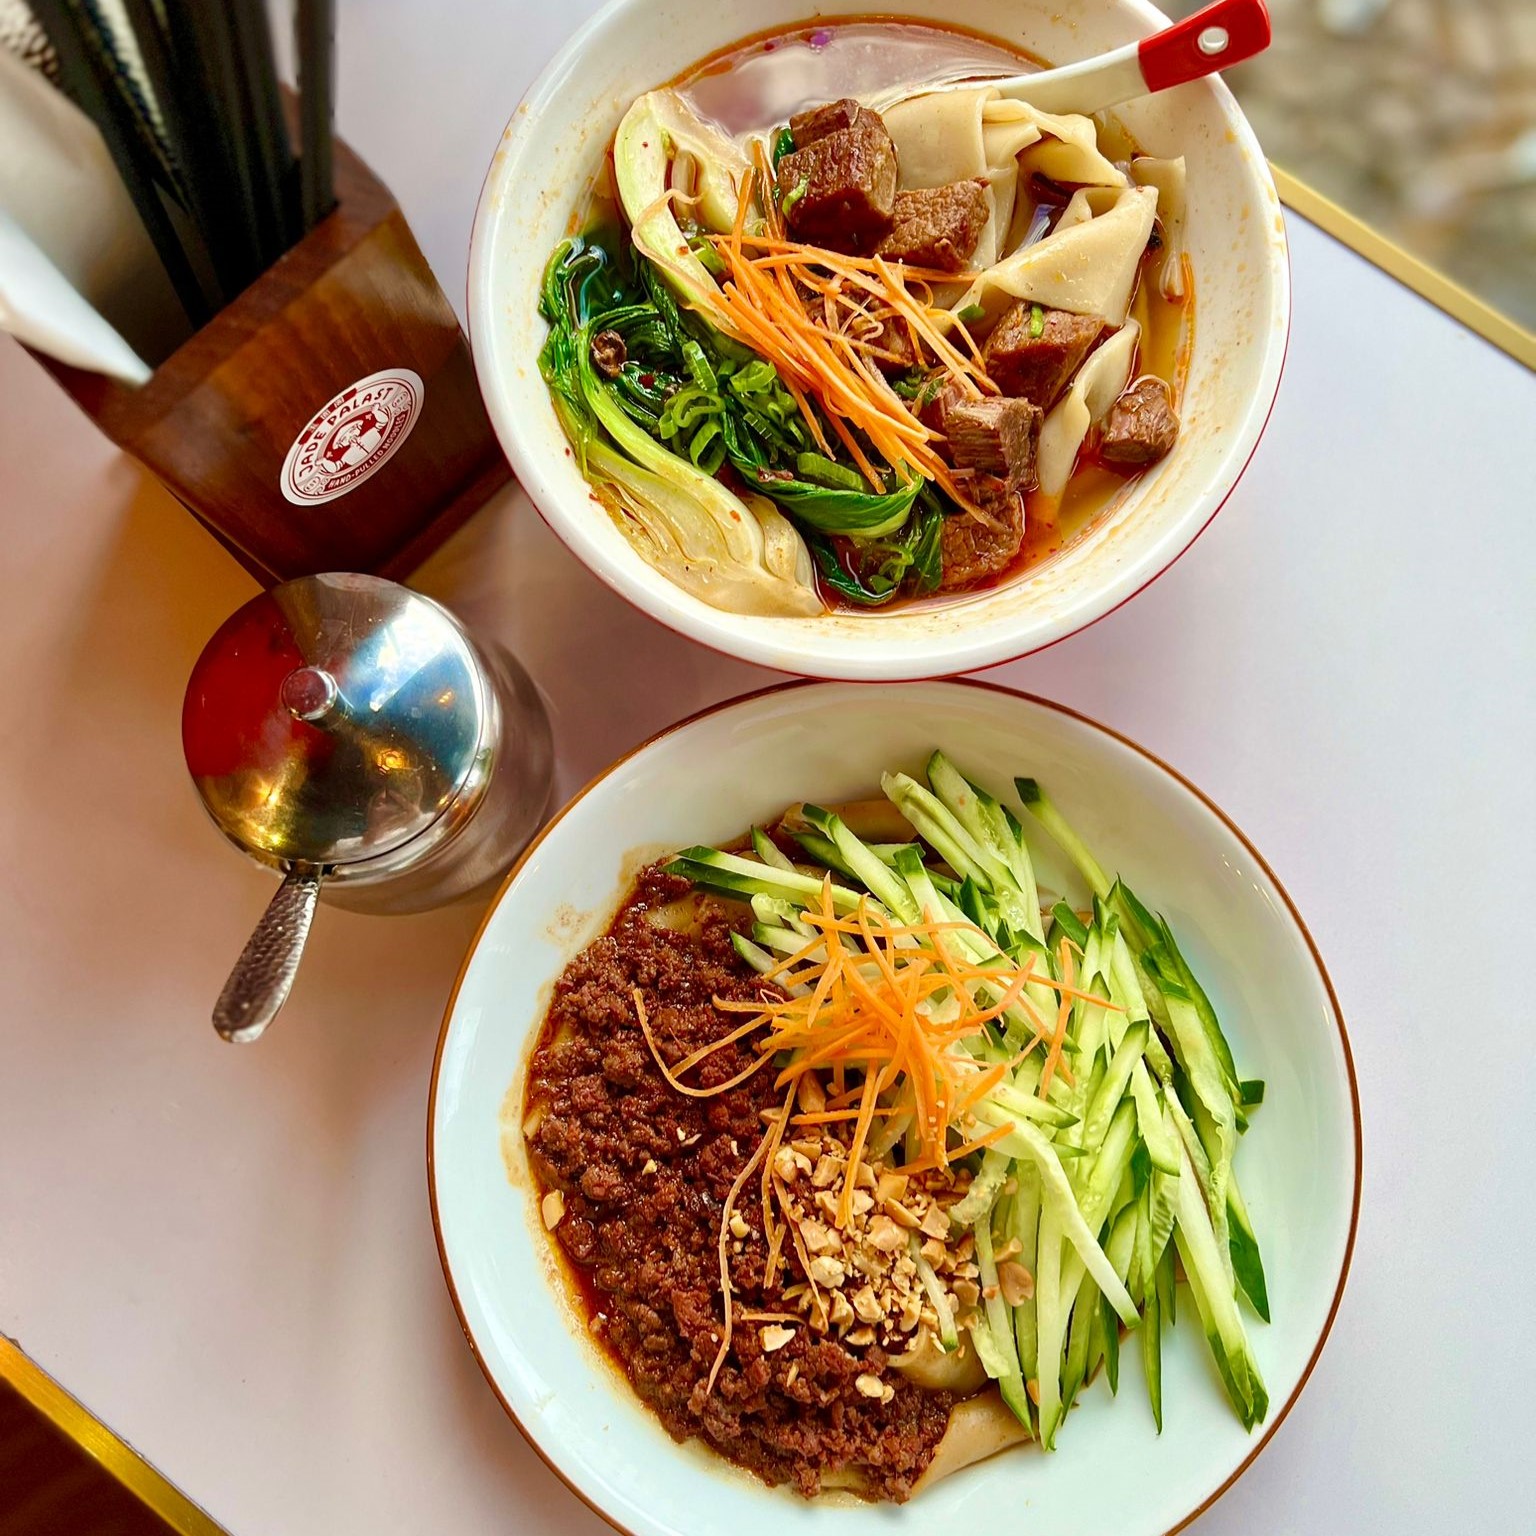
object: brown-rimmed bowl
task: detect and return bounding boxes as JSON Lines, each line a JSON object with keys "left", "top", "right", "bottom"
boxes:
{"left": 430, "top": 680, "right": 1358, "bottom": 1536}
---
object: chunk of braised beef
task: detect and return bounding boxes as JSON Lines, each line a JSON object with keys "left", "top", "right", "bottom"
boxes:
{"left": 776, "top": 108, "right": 897, "bottom": 252}
{"left": 938, "top": 480, "right": 1025, "bottom": 590}
{"left": 914, "top": 376, "right": 966, "bottom": 434}
{"left": 981, "top": 303, "right": 1103, "bottom": 408}
{"left": 875, "top": 180, "right": 990, "bottom": 272}
{"left": 1099, "top": 376, "right": 1180, "bottom": 467}
{"left": 944, "top": 397, "right": 1041, "bottom": 490}
{"left": 788, "top": 97, "right": 863, "bottom": 149}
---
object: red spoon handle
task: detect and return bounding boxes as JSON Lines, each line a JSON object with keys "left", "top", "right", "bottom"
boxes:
{"left": 1139, "top": 0, "right": 1272, "bottom": 93}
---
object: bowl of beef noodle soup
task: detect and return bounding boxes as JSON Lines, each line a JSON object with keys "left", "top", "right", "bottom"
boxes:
{"left": 468, "top": 0, "right": 1289, "bottom": 678}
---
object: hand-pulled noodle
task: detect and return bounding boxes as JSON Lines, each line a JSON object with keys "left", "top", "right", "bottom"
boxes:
{"left": 881, "top": 88, "right": 1126, "bottom": 270}
{"left": 1130, "top": 156, "right": 1187, "bottom": 300}
{"left": 950, "top": 183, "right": 1158, "bottom": 327}
{"left": 1035, "top": 318, "right": 1141, "bottom": 499}
{"left": 998, "top": 100, "right": 1128, "bottom": 192}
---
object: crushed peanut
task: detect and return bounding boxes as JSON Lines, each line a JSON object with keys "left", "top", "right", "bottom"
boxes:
{"left": 851, "top": 1285, "right": 883, "bottom": 1323}
{"left": 761, "top": 1324, "right": 796, "bottom": 1353}
{"left": 808, "top": 1255, "right": 847, "bottom": 1287}
{"left": 998, "top": 1260, "right": 1035, "bottom": 1306}
{"left": 796, "top": 1074, "right": 828, "bottom": 1115}
{"left": 765, "top": 1131, "right": 973, "bottom": 1355}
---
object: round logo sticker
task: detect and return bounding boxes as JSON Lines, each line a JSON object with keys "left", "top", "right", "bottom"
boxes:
{"left": 280, "top": 368, "right": 424, "bottom": 505}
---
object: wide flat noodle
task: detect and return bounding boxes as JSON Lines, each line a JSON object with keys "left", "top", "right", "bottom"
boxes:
{"left": 881, "top": 88, "right": 1126, "bottom": 271}
{"left": 1035, "top": 319, "right": 1141, "bottom": 499}
{"left": 950, "top": 183, "right": 1158, "bottom": 327}
{"left": 884, "top": 86, "right": 998, "bottom": 187}
{"left": 1131, "top": 156, "right": 1187, "bottom": 299}
{"left": 884, "top": 87, "right": 1036, "bottom": 268}
{"left": 1011, "top": 102, "right": 1128, "bottom": 190}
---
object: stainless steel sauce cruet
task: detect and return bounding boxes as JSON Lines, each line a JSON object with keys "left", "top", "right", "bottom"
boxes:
{"left": 182, "top": 573, "right": 553, "bottom": 1042}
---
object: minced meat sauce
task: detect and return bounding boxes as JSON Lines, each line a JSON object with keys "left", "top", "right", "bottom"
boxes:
{"left": 523, "top": 864, "right": 953, "bottom": 1500}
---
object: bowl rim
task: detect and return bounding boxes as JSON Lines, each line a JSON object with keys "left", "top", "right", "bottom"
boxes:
{"left": 427, "top": 677, "right": 1363, "bottom": 1536}
{"left": 465, "top": 0, "right": 1293, "bottom": 681}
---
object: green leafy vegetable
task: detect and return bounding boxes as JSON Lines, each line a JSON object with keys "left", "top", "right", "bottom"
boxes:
{"left": 772, "top": 126, "right": 795, "bottom": 165}
{"left": 752, "top": 469, "right": 919, "bottom": 537}
{"left": 808, "top": 490, "right": 945, "bottom": 606}
{"left": 613, "top": 91, "right": 750, "bottom": 321}
{"left": 538, "top": 237, "right": 819, "bottom": 616}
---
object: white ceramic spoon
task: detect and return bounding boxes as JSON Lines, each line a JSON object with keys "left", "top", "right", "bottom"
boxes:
{"left": 868, "top": 0, "right": 1272, "bottom": 116}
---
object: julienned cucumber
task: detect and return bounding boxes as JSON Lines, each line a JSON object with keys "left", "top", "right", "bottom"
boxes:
{"left": 673, "top": 755, "right": 1270, "bottom": 1445}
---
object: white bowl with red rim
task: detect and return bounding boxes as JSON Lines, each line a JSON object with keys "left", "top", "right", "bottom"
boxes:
{"left": 467, "top": 0, "right": 1289, "bottom": 679}
{"left": 430, "top": 680, "right": 1359, "bottom": 1536}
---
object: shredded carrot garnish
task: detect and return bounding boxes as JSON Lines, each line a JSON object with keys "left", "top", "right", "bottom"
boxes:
{"left": 698, "top": 169, "right": 998, "bottom": 510}
{"left": 634, "top": 990, "right": 773, "bottom": 1099}
{"left": 705, "top": 1084, "right": 786, "bottom": 1397}
{"left": 717, "top": 889, "right": 1115, "bottom": 1226}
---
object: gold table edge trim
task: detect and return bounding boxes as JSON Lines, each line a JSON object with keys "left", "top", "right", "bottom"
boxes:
{"left": 0, "top": 1335, "right": 229, "bottom": 1536}
{"left": 1273, "top": 165, "right": 1536, "bottom": 372}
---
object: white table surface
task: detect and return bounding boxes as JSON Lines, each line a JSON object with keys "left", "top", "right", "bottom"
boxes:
{"left": 3, "top": 3, "right": 1533, "bottom": 1532}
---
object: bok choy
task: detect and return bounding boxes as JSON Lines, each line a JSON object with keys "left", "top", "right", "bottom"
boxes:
{"left": 539, "top": 237, "right": 819, "bottom": 616}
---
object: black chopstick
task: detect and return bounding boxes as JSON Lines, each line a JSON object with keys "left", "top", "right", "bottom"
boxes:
{"left": 152, "top": 0, "right": 261, "bottom": 298}
{"left": 172, "top": 0, "right": 271, "bottom": 292}
{"left": 119, "top": 0, "right": 229, "bottom": 309}
{"left": 29, "top": 0, "right": 211, "bottom": 326}
{"left": 296, "top": 0, "right": 336, "bottom": 232}
{"left": 229, "top": 0, "right": 297, "bottom": 253}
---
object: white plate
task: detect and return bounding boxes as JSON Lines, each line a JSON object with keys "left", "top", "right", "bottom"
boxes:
{"left": 430, "top": 681, "right": 1359, "bottom": 1536}
{"left": 467, "top": 0, "right": 1290, "bottom": 679}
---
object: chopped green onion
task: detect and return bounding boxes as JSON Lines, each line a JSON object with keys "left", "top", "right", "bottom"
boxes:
{"left": 1030, "top": 304, "right": 1046, "bottom": 338}
{"left": 956, "top": 302, "right": 987, "bottom": 324}
{"left": 793, "top": 452, "right": 865, "bottom": 492}
{"left": 781, "top": 176, "right": 810, "bottom": 215}
{"left": 772, "top": 127, "right": 795, "bottom": 165}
